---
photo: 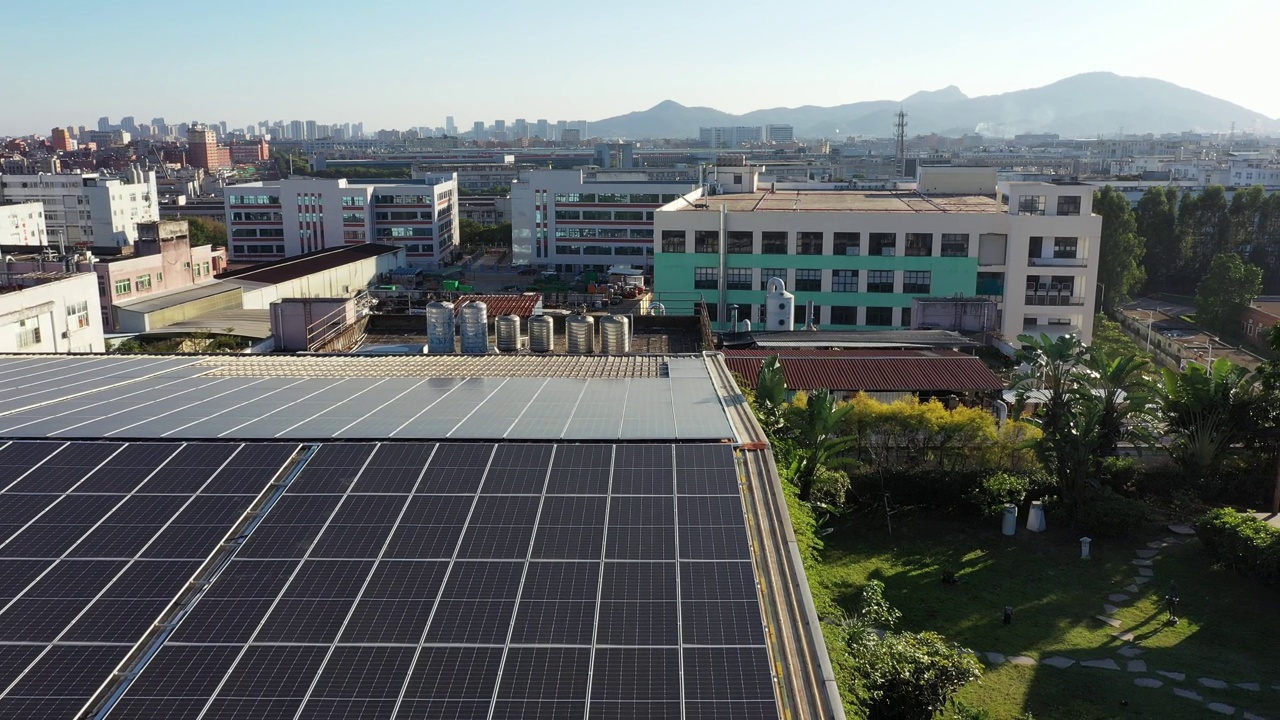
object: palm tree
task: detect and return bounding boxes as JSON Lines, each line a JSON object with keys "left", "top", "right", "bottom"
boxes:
{"left": 1084, "top": 349, "right": 1158, "bottom": 466}
{"left": 754, "top": 355, "right": 787, "bottom": 435}
{"left": 787, "top": 389, "right": 858, "bottom": 502}
{"left": 1160, "top": 357, "right": 1261, "bottom": 479}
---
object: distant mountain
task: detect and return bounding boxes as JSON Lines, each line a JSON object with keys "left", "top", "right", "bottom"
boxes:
{"left": 589, "top": 73, "right": 1277, "bottom": 139}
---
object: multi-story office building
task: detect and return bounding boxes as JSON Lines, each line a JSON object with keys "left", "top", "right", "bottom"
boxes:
{"left": 534, "top": 119, "right": 550, "bottom": 140}
{"left": 50, "top": 127, "right": 73, "bottom": 152}
{"left": 445, "top": 116, "right": 456, "bottom": 136}
{"left": 472, "top": 121, "right": 486, "bottom": 141}
{"left": 0, "top": 201, "right": 48, "bottom": 247}
{"left": 187, "top": 124, "right": 232, "bottom": 171}
{"left": 765, "top": 124, "right": 795, "bottom": 143}
{"left": 0, "top": 170, "right": 159, "bottom": 250}
{"left": 652, "top": 167, "right": 1102, "bottom": 343}
{"left": 222, "top": 175, "right": 458, "bottom": 267}
{"left": 510, "top": 169, "right": 699, "bottom": 271}
{"left": 700, "top": 126, "right": 764, "bottom": 148}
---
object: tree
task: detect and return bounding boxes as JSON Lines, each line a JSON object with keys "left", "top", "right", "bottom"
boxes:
{"left": 754, "top": 355, "right": 787, "bottom": 433}
{"left": 1136, "top": 186, "right": 1182, "bottom": 292}
{"left": 186, "top": 217, "right": 227, "bottom": 247}
{"left": 1247, "top": 193, "right": 1280, "bottom": 292}
{"left": 1094, "top": 185, "right": 1146, "bottom": 312}
{"left": 1195, "top": 253, "right": 1262, "bottom": 336}
{"left": 1180, "top": 185, "right": 1232, "bottom": 280}
{"left": 842, "top": 581, "right": 981, "bottom": 720}
{"left": 1161, "top": 358, "right": 1262, "bottom": 480}
{"left": 1084, "top": 348, "right": 1157, "bottom": 467}
{"left": 783, "top": 389, "right": 857, "bottom": 502}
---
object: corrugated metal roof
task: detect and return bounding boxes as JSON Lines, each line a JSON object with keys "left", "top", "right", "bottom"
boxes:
{"left": 724, "top": 355, "right": 1004, "bottom": 393}
{"left": 140, "top": 309, "right": 273, "bottom": 339}
{"left": 215, "top": 244, "right": 400, "bottom": 285}
{"left": 736, "top": 329, "right": 979, "bottom": 349}
{"left": 113, "top": 281, "right": 239, "bottom": 314}
{"left": 455, "top": 294, "right": 543, "bottom": 318}
{"left": 724, "top": 348, "right": 957, "bottom": 359}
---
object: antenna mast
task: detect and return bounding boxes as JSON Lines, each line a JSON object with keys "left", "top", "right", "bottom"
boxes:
{"left": 894, "top": 109, "right": 908, "bottom": 178}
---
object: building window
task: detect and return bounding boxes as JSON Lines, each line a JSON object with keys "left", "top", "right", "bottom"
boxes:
{"left": 694, "top": 230, "right": 719, "bottom": 253}
{"left": 341, "top": 196, "right": 365, "bottom": 207}
{"left": 833, "top": 232, "right": 860, "bottom": 256}
{"left": 342, "top": 212, "right": 365, "bottom": 223}
{"left": 905, "top": 233, "right": 933, "bottom": 256}
{"left": 727, "top": 231, "right": 753, "bottom": 254}
{"left": 830, "top": 306, "right": 858, "bottom": 325}
{"left": 869, "top": 232, "right": 896, "bottom": 256}
{"left": 1028, "top": 236, "right": 1044, "bottom": 260}
{"left": 940, "top": 233, "right": 969, "bottom": 257}
{"left": 903, "top": 270, "right": 931, "bottom": 294}
{"left": 1056, "top": 195, "right": 1081, "bottom": 216}
{"left": 114, "top": 278, "right": 132, "bottom": 295}
{"left": 1018, "top": 195, "right": 1046, "bottom": 215}
{"left": 1053, "top": 237, "right": 1079, "bottom": 259}
{"left": 794, "top": 269, "right": 821, "bottom": 291}
{"left": 694, "top": 267, "right": 719, "bottom": 289}
{"left": 901, "top": 307, "right": 912, "bottom": 327}
{"left": 661, "top": 231, "right": 686, "bottom": 253}
{"left": 866, "top": 270, "right": 894, "bottom": 293}
{"left": 66, "top": 301, "right": 90, "bottom": 329}
{"left": 832, "top": 269, "right": 858, "bottom": 292}
{"left": 343, "top": 230, "right": 367, "bottom": 241}
{"left": 866, "top": 306, "right": 893, "bottom": 326}
{"left": 135, "top": 274, "right": 152, "bottom": 291}
{"left": 796, "top": 232, "right": 823, "bottom": 255}
{"left": 761, "top": 232, "right": 787, "bottom": 254}
{"left": 15, "top": 318, "right": 41, "bottom": 349}
{"left": 759, "top": 269, "right": 786, "bottom": 290}
{"left": 726, "top": 268, "right": 753, "bottom": 290}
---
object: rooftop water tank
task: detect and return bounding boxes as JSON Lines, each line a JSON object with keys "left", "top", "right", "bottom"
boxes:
{"left": 566, "top": 314, "right": 596, "bottom": 354}
{"left": 425, "top": 301, "right": 455, "bottom": 353}
{"left": 765, "top": 277, "right": 795, "bottom": 331}
{"left": 528, "top": 314, "right": 554, "bottom": 353}
{"left": 600, "top": 315, "right": 630, "bottom": 355}
{"left": 495, "top": 315, "right": 521, "bottom": 352}
{"left": 459, "top": 301, "right": 489, "bottom": 354}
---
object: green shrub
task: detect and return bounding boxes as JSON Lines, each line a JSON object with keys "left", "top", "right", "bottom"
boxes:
{"left": 1196, "top": 508, "right": 1280, "bottom": 583}
{"left": 1075, "top": 488, "right": 1150, "bottom": 538}
{"left": 965, "top": 471, "right": 1029, "bottom": 517}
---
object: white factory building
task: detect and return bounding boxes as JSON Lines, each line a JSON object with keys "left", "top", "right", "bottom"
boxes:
{"left": 510, "top": 169, "right": 699, "bottom": 271}
{"left": 0, "top": 170, "right": 160, "bottom": 250}
{"left": 0, "top": 202, "right": 48, "bottom": 247}
{"left": 222, "top": 175, "right": 458, "bottom": 268}
{"left": 0, "top": 273, "right": 105, "bottom": 353}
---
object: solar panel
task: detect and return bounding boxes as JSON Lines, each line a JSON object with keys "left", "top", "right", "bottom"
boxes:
{"left": 78, "top": 442, "right": 779, "bottom": 719}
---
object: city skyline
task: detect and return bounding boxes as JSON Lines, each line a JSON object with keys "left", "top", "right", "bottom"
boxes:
{"left": 3, "top": 0, "right": 1277, "bottom": 136}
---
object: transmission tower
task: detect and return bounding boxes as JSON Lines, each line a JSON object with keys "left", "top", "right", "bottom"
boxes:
{"left": 893, "top": 109, "right": 908, "bottom": 178}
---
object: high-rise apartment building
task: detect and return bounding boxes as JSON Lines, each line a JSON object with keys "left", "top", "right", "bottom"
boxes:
{"left": 289, "top": 120, "right": 304, "bottom": 140}
{"left": 222, "top": 175, "right": 458, "bottom": 267}
{"left": 187, "top": 124, "right": 232, "bottom": 171}
{"left": 472, "top": 121, "right": 486, "bottom": 141}
{"left": 50, "top": 127, "right": 73, "bottom": 152}
{"left": 444, "top": 116, "right": 456, "bottom": 136}
{"left": 305, "top": 120, "right": 318, "bottom": 140}
{"left": 555, "top": 121, "right": 567, "bottom": 141}
{"left": 700, "top": 126, "right": 764, "bottom": 148}
{"left": 512, "top": 119, "right": 528, "bottom": 140}
{"left": 765, "top": 124, "right": 795, "bottom": 143}
{"left": 120, "top": 116, "right": 138, "bottom": 134}
{"left": 534, "top": 119, "right": 550, "bottom": 140}
{"left": 97, "top": 116, "right": 111, "bottom": 132}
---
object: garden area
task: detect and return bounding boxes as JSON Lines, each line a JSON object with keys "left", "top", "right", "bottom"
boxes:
{"left": 749, "top": 329, "right": 1280, "bottom": 719}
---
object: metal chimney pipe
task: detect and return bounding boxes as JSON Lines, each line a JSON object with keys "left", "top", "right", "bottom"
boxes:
{"left": 804, "top": 300, "right": 816, "bottom": 331}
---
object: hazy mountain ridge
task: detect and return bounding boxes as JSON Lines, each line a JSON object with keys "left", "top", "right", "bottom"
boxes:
{"left": 589, "top": 73, "right": 1277, "bottom": 139}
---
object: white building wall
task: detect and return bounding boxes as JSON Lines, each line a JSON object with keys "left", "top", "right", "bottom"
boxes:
{"left": 0, "top": 202, "right": 48, "bottom": 247}
{"left": 0, "top": 274, "right": 105, "bottom": 353}
{"left": 0, "top": 172, "right": 159, "bottom": 249}
{"left": 231, "top": 251, "right": 403, "bottom": 310}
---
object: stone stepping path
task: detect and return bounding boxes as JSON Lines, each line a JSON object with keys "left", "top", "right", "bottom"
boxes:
{"left": 976, "top": 527, "right": 1277, "bottom": 719}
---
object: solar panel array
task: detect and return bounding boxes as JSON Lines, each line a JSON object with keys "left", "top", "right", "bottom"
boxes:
{"left": 0, "top": 376, "right": 736, "bottom": 442}
{"left": 0, "top": 441, "right": 299, "bottom": 718}
{"left": 0, "top": 357, "right": 206, "bottom": 414}
{"left": 101, "top": 442, "right": 780, "bottom": 720}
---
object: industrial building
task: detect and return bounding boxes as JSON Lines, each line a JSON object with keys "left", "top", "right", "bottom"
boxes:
{"left": 0, "top": 201, "right": 47, "bottom": 247}
{"left": 652, "top": 166, "right": 1102, "bottom": 344}
{"left": 0, "top": 170, "right": 160, "bottom": 250}
{"left": 0, "top": 352, "right": 842, "bottom": 720}
{"left": 0, "top": 273, "right": 105, "bottom": 353}
{"left": 222, "top": 176, "right": 458, "bottom": 267}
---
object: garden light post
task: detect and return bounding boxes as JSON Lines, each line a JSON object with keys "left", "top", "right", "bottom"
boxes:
{"left": 1165, "top": 581, "right": 1180, "bottom": 625}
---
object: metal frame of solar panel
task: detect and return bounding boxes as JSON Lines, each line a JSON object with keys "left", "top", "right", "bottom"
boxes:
{"left": 0, "top": 440, "right": 300, "bottom": 719}
{"left": 102, "top": 442, "right": 781, "bottom": 720}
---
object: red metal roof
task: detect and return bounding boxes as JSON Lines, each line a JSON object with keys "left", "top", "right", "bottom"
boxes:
{"left": 724, "top": 354, "right": 1004, "bottom": 393}
{"left": 455, "top": 293, "right": 543, "bottom": 319}
{"left": 723, "top": 348, "right": 947, "bottom": 359}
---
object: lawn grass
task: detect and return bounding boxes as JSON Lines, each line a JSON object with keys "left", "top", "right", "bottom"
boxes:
{"left": 817, "top": 511, "right": 1279, "bottom": 719}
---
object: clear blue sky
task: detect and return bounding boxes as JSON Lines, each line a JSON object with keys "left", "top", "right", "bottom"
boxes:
{"left": 5, "top": 0, "right": 1276, "bottom": 135}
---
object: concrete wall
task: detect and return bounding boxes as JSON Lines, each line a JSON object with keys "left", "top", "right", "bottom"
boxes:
{"left": 0, "top": 273, "right": 105, "bottom": 353}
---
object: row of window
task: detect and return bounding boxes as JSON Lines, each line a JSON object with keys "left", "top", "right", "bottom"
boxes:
{"left": 555, "top": 210, "right": 653, "bottom": 222}
{"left": 556, "top": 245, "right": 651, "bottom": 256}
{"left": 231, "top": 228, "right": 286, "bottom": 238}
{"left": 1012, "top": 194, "right": 1081, "bottom": 216}
{"left": 377, "top": 227, "right": 433, "bottom": 238}
{"left": 66, "top": 301, "right": 90, "bottom": 329}
{"left": 227, "top": 195, "right": 281, "bottom": 205}
{"left": 555, "top": 228, "right": 654, "bottom": 240}
{"left": 344, "top": 230, "right": 367, "bottom": 241}
{"left": 15, "top": 318, "right": 41, "bottom": 349}
{"left": 341, "top": 196, "right": 366, "bottom": 207}
{"left": 553, "top": 193, "right": 682, "bottom": 204}
{"left": 694, "top": 268, "right": 932, "bottom": 294}
{"left": 373, "top": 194, "right": 433, "bottom": 205}
{"left": 377, "top": 211, "right": 432, "bottom": 222}
{"left": 233, "top": 244, "right": 286, "bottom": 255}
{"left": 1029, "top": 236, "right": 1080, "bottom": 259}
{"left": 717, "top": 304, "right": 907, "bottom": 327}
{"left": 662, "top": 231, "right": 970, "bottom": 257}
{"left": 231, "top": 211, "right": 282, "bottom": 222}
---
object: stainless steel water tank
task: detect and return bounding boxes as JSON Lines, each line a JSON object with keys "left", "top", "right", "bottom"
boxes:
{"left": 600, "top": 315, "right": 630, "bottom": 355}
{"left": 459, "top": 301, "right": 489, "bottom": 354}
{"left": 425, "top": 301, "right": 455, "bottom": 354}
{"left": 495, "top": 315, "right": 521, "bottom": 352}
{"left": 566, "top": 314, "right": 596, "bottom": 355}
{"left": 528, "top": 315, "right": 554, "bottom": 353}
